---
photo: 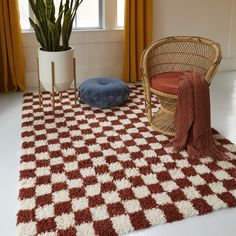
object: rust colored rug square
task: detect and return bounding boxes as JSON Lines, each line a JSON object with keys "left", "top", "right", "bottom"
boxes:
{"left": 17, "top": 84, "right": 236, "bottom": 236}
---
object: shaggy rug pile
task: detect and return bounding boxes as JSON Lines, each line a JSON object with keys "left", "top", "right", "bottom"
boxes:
{"left": 17, "top": 84, "right": 236, "bottom": 236}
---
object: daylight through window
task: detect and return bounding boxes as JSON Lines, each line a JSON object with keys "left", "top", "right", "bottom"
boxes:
{"left": 117, "top": 0, "right": 125, "bottom": 27}
{"left": 19, "top": 0, "right": 124, "bottom": 31}
{"left": 19, "top": 0, "right": 101, "bottom": 30}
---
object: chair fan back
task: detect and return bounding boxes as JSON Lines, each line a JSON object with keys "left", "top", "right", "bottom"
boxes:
{"left": 142, "top": 36, "right": 222, "bottom": 83}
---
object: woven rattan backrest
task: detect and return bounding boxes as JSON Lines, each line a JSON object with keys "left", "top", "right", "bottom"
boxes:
{"left": 141, "top": 36, "right": 222, "bottom": 83}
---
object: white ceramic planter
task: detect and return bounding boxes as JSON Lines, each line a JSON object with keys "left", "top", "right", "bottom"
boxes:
{"left": 38, "top": 47, "right": 74, "bottom": 92}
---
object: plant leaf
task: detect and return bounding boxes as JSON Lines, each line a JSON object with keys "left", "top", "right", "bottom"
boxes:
{"left": 29, "top": 18, "right": 46, "bottom": 49}
{"left": 29, "top": 0, "right": 84, "bottom": 51}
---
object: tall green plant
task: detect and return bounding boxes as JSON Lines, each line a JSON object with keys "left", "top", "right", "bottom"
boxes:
{"left": 29, "top": 0, "right": 83, "bottom": 51}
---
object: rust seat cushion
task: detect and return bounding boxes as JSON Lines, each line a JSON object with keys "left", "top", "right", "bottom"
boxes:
{"left": 151, "top": 72, "right": 187, "bottom": 95}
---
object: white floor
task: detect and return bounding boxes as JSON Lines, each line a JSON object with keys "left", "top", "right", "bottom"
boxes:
{"left": 0, "top": 71, "right": 236, "bottom": 236}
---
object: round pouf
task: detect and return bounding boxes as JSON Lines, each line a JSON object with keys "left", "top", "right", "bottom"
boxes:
{"left": 79, "top": 78, "right": 130, "bottom": 109}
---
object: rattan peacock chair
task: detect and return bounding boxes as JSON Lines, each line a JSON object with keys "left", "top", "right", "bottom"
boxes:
{"left": 140, "top": 36, "right": 222, "bottom": 136}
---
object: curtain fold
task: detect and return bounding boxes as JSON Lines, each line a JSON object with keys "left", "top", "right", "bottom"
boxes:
{"left": 123, "top": 0, "right": 153, "bottom": 83}
{"left": 0, "top": 0, "right": 25, "bottom": 92}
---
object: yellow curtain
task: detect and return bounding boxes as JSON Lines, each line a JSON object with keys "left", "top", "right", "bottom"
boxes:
{"left": 0, "top": 0, "right": 25, "bottom": 92}
{"left": 123, "top": 0, "right": 153, "bottom": 83}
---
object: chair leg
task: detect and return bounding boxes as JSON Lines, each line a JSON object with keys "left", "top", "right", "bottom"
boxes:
{"left": 143, "top": 81, "right": 152, "bottom": 122}
{"left": 154, "top": 106, "right": 175, "bottom": 136}
{"left": 150, "top": 93, "right": 176, "bottom": 136}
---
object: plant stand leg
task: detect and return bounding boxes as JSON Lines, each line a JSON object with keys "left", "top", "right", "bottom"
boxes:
{"left": 51, "top": 62, "right": 55, "bottom": 112}
{"left": 73, "top": 58, "right": 77, "bottom": 104}
{"left": 37, "top": 58, "right": 42, "bottom": 106}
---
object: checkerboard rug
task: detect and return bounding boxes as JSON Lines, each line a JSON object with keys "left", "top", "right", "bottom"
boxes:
{"left": 17, "top": 84, "right": 236, "bottom": 236}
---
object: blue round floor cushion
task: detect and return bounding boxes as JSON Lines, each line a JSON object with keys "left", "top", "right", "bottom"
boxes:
{"left": 79, "top": 78, "right": 130, "bottom": 109}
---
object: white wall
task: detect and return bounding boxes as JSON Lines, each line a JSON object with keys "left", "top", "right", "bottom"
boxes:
{"left": 23, "top": 30, "right": 124, "bottom": 88}
{"left": 23, "top": 0, "right": 236, "bottom": 88}
{"left": 154, "top": 0, "right": 236, "bottom": 71}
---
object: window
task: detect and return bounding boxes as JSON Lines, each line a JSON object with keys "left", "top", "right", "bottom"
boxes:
{"left": 19, "top": 0, "right": 30, "bottom": 30}
{"left": 19, "top": 0, "right": 124, "bottom": 31}
{"left": 19, "top": 0, "right": 102, "bottom": 30}
{"left": 117, "top": 0, "right": 125, "bottom": 27}
{"left": 76, "top": 0, "right": 101, "bottom": 28}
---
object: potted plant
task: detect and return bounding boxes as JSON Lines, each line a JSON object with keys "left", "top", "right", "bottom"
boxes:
{"left": 29, "top": 0, "right": 83, "bottom": 92}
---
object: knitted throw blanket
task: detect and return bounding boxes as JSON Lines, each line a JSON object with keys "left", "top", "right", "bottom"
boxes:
{"left": 173, "top": 71, "right": 228, "bottom": 160}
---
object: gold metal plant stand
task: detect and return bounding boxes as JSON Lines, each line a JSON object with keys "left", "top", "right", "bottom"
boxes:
{"left": 37, "top": 58, "right": 78, "bottom": 112}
